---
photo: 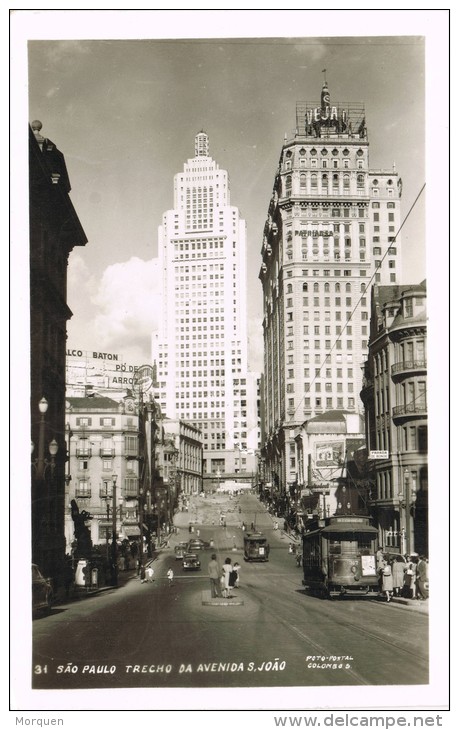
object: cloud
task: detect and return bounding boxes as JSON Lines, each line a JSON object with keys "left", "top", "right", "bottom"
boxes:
{"left": 91, "top": 257, "right": 161, "bottom": 355}
{"left": 67, "top": 255, "right": 160, "bottom": 364}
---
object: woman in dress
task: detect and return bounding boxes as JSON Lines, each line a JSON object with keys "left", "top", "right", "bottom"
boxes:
{"left": 391, "top": 557, "right": 405, "bottom": 597}
{"left": 221, "top": 557, "right": 233, "bottom": 599}
{"left": 381, "top": 556, "right": 394, "bottom": 602}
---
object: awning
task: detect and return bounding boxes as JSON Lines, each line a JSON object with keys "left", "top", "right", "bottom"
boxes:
{"left": 123, "top": 526, "right": 140, "bottom": 537}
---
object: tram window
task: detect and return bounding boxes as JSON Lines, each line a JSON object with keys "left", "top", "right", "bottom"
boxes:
{"left": 329, "top": 540, "right": 341, "bottom": 555}
{"left": 357, "top": 537, "right": 372, "bottom": 554}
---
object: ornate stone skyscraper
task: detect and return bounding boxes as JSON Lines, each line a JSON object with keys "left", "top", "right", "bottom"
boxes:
{"left": 259, "top": 80, "right": 402, "bottom": 497}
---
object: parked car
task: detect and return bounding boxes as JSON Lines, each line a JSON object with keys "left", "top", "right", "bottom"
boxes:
{"left": 186, "top": 538, "right": 210, "bottom": 552}
{"left": 174, "top": 542, "right": 189, "bottom": 560}
{"left": 32, "top": 564, "right": 53, "bottom": 616}
{"left": 182, "top": 553, "right": 201, "bottom": 571}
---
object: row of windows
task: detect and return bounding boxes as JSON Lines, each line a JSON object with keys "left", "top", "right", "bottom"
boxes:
{"left": 286, "top": 339, "right": 368, "bottom": 351}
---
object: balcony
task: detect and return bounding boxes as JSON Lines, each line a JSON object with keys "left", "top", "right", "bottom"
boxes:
{"left": 99, "top": 448, "right": 115, "bottom": 457}
{"left": 392, "top": 403, "right": 427, "bottom": 419}
{"left": 76, "top": 448, "right": 92, "bottom": 457}
{"left": 391, "top": 360, "right": 427, "bottom": 377}
{"left": 75, "top": 489, "right": 91, "bottom": 499}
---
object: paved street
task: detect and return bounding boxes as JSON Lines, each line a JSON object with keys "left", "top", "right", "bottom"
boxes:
{"left": 32, "top": 492, "right": 429, "bottom": 691}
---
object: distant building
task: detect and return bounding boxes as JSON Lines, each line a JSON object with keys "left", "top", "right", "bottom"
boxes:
{"left": 65, "top": 396, "right": 141, "bottom": 551}
{"left": 259, "top": 79, "right": 403, "bottom": 509}
{"left": 290, "top": 411, "right": 367, "bottom": 528}
{"left": 29, "top": 120, "right": 87, "bottom": 584}
{"left": 152, "top": 131, "right": 260, "bottom": 483}
{"left": 65, "top": 396, "right": 203, "bottom": 551}
{"left": 361, "top": 281, "right": 428, "bottom": 555}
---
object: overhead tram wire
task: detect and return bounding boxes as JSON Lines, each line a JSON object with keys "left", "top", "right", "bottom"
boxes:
{"left": 289, "top": 182, "right": 427, "bottom": 423}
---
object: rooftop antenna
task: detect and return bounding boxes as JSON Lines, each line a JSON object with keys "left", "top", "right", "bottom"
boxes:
{"left": 322, "top": 68, "right": 327, "bottom": 84}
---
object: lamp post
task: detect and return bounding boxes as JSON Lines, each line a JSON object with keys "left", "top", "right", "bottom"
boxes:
{"left": 399, "top": 468, "right": 417, "bottom": 555}
{"left": 31, "top": 397, "right": 60, "bottom": 574}
{"left": 37, "top": 397, "right": 48, "bottom": 477}
{"left": 111, "top": 474, "right": 118, "bottom": 586}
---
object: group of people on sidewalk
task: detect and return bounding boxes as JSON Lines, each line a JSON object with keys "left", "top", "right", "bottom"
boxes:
{"left": 376, "top": 547, "right": 429, "bottom": 603}
{"left": 208, "top": 554, "right": 240, "bottom": 599}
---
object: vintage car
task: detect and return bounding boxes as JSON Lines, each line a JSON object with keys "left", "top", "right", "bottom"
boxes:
{"left": 182, "top": 553, "right": 201, "bottom": 571}
{"left": 186, "top": 538, "right": 210, "bottom": 552}
{"left": 32, "top": 563, "right": 54, "bottom": 616}
{"left": 174, "top": 542, "right": 189, "bottom": 559}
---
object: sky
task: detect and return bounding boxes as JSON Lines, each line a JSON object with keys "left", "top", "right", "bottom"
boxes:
{"left": 13, "top": 9, "right": 448, "bottom": 374}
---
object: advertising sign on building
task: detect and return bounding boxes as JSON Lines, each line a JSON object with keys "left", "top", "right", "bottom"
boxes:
{"left": 66, "top": 347, "right": 153, "bottom": 396}
{"left": 315, "top": 441, "right": 344, "bottom": 467}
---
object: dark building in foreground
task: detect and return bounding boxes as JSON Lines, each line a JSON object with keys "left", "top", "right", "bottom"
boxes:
{"left": 361, "top": 281, "right": 428, "bottom": 556}
{"left": 29, "top": 120, "right": 88, "bottom": 586}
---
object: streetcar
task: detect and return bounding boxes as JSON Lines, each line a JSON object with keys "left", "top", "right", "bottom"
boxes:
{"left": 301, "top": 514, "right": 379, "bottom": 598}
{"left": 243, "top": 531, "right": 270, "bottom": 561}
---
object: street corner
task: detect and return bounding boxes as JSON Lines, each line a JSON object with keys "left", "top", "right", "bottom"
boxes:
{"left": 201, "top": 590, "right": 244, "bottom": 607}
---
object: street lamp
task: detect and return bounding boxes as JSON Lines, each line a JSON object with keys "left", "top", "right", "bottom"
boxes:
{"left": 399, "top": 469, "right": 418, "bottom": 555}
{"left": 31, "top": 397, "right": 59, "bottom": 480}
{"left": 64, "top": 423, "right": 72, "bottom": 487}
{"left": 111, "top": 474, "right": 118, "bottom": 586}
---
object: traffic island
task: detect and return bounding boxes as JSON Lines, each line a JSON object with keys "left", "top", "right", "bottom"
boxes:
{"left": 201, "top": 590, "right": 243, "bottom": 606}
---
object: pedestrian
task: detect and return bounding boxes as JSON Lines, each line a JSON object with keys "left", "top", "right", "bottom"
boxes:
{"left": 233, "top": 562, "right": 241, "bottom": 588}
{"left": 376, "top": 545, "right": 385, "bottom": 594}
{"left": 140, "top": 563, "right": 146, "bottom": 583}
{"left": 196, "top": 529, "right": 200, "bottom": 538}
{"left": 167, "top": 567, "right": 174, "bottom": 586}
{"left": 118, "top": 554, "right": 125, "bottom": 572}
{"left": 404, "top": 555, "right": 417, "bottom": 599}
{"left": 416, "top": 555, "right": 429, "bottom": 600}
{"left": 208, "top": 553, "right": 221, "bottom": 598}
{"left": 391, "top": 557, "right": 405, "bottom": 596}
{"left": 145, "top": 565, "right": 154, "bottom": 583}
{"left": 221, "top": 557, "right": 233, "bottom": 599}
{"left": 380, "top": 556, "right": 393, "bottom": 602}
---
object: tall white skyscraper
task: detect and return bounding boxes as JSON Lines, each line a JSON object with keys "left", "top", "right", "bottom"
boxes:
{"left": 152, "top": 132, "right": 259, "bottom": 486}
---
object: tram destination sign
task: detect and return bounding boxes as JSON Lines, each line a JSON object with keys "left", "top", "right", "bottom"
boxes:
{"left": 369, "top": 450, "right": 389, "bottom": 459}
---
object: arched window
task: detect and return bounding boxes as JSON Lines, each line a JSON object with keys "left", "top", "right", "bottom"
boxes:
{"left": 343, "top": 174, "right": 350, "bottom": 190}
{"left": 300, "top": 173, "right": 307, "bottom": 189}
{"left": 311, "top": 174, "right": 317, "bottom": 189}
{"left": 357, "top": 174, "right": 365, "bottom": 188}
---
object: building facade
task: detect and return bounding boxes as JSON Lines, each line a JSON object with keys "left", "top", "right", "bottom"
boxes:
{"left": 30, "top": 120, "right": 88, "bottom": 585}
{"left": 65, "top": 396, "right": 141, "bottom": 552}
{"left": 361, "top": 282, "right": 428, "bottom": 556}
{"left": 293, "top": 411, "right": 368, "bottom": 523}
{"left": 152, "top": 131, "right": 259, "bottom": 480}
{"left": 259, "top": 81, "right": 403, "bottom": 505}
{"left": 65, "top": 396, "right": 203, "bottom": 552}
